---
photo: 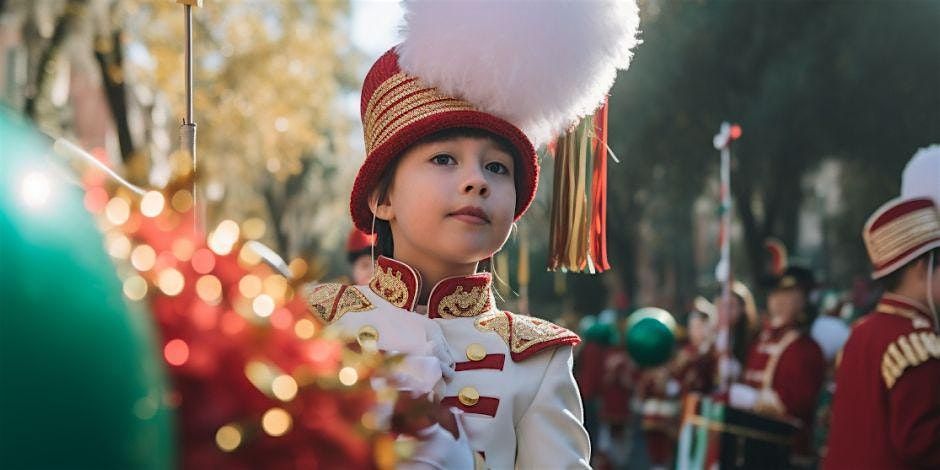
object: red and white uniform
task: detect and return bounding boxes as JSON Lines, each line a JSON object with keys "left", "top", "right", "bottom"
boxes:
{"left": 825, "top": 294, "right": 940, "bottom": 469}
{"left": 742, "top": 323, "right": 825, "bottom": 457}
{"left": 307, "top": 256, "right": 590, "bottom": 469}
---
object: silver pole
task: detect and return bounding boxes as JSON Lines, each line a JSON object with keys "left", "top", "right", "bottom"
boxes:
{"left": 179, "top": 2, "right": 200, "bottom": 230}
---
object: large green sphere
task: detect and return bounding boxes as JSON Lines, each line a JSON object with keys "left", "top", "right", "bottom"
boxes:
{"left": 0, "top": 110, "right": 175, "bottom": 468}
{"left": 583, "top": 321, "right": 620, "bottom": 346}
{"left": 625, "top": 307, "right": 677, "bottom": 367}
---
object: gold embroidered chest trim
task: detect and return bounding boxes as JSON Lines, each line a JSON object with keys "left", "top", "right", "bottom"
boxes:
{"left": 881, "top": 331, "right": 940, "bottom": 389}
{"left": 437, "top": 285, "right": 490, "bottom": 318}
{"left": 305, "top": 283, "right": 374, "bottom": 323}
{"left": 476, "top": 311, "right": 575, "bottom": 354}
{"left": 370, "top": 265, "right": 409, "bottom": 308}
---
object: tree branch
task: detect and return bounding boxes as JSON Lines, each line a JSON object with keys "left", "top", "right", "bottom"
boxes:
{"left": 23, "top": 0, "right": 86, "bottom": 119}
{"left": 93, "top": 28, "right": 136, "bottom": 163}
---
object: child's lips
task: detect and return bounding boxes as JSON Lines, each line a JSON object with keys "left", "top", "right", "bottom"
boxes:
{"left": 449, "top": 206, "right": 490, "bottom": 225}
{"left": 450, "top": 214, "right": 489, "bottom": 225}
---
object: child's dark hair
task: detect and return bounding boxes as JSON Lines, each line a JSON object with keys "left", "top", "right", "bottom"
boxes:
{"left": 878, "top": 247, "right": 940, "bottom": 292}
{"left": 685, "top": 309, "right": 712, "bottom": 326}
{"left": 371, "top": 127, "right": 520, "bottom": 262}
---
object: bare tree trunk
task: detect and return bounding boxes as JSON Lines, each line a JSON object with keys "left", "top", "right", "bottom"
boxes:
{"left": 262, "top": 185, "right": 290, "bottom": 257}
{"left": 263, "top": 158, "right": 315, "bottom": 257}
{"left": 23, "top": 0, "right": 86, "bottom": 119}
{"left": 735, "top": 177, "right": 768, "bottom": 292}
{"left": 93, "top": 29, "right": 135, "bottom": 163}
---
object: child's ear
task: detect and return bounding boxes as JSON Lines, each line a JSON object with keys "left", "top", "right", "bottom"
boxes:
{"left": 369, "top": 190, "right": 394, "bottom": 222}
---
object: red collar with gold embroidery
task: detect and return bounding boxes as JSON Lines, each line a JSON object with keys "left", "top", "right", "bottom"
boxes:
{"left": 368, "top": 256, "right": 494, "bottom": 319}
{"left": 876, "top": 293, "right": 935, "bottom": 328}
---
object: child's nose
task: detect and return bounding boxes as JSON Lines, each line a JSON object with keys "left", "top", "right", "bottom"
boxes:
{"left": 462, "top": 167, "right": 489, "bottom": 197}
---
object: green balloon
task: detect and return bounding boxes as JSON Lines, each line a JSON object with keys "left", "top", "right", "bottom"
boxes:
{"left": 625, "top": 307, "right": 677, "bottom": 367}
{"left": 0, "top": 110, "right": 175, "bottom": 468}
{"left": 583, "top": 321, "right": 620, "bottom": 346}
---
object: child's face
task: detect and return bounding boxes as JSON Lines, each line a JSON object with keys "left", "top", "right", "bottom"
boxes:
{"left": 687, "top": 315, "right": 711, "bottom": 348}
{"left": 351, "top": 254, "right": 373, "bottom": 285}
{"left": 767, "top": 288, "right": 806, "bottom": 326}
{"left": 378, "top": 135, "right": 516, "bottom": 265}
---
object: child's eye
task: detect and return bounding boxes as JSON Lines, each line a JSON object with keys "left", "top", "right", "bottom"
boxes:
{"left": 431, "top": 154, "right": 456, "bottom": 165}
{"left": 485, "top": 161, "right": 510, "bottom": 175}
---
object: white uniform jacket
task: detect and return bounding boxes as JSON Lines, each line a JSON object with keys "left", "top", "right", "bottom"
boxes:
{"left": 306, "top": 256, "right": 591, "bottom": 469}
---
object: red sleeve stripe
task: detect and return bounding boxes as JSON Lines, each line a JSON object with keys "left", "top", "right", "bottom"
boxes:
{"left": 441, "top": 396, "right": 499, "bottom": 417}
{"left": 455, "top": 354, "right": 505, "bottom": 371}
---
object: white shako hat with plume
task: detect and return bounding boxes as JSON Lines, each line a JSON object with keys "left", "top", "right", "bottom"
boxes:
{"left": 351, "top": 1, "right": 641, "bottom": 234}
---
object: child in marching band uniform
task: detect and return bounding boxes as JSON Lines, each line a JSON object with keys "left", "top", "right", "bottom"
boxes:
{"left": 345, "top": 228, "right": 376, "bottom": 286}
{"left": 304, "top": 2, "right": 641, "bottom": 468}
{"left": 739, "top": 266, "right": 826, "bottom": 467}
{"left": 825, "top": 146, "right": 940, "bottom": 469}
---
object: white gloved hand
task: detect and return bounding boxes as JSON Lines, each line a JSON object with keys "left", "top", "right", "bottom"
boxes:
{"left": 398, "top": 409, "right": 475, "bottom": 470}
{"left": 426, "top": 334, "right": 456, "bottom": 383}
{"left": 390, "top": 326, "right": 456, "bottom": 399}
{"left": 728, "top": 383, "right": 758, "bottom": 409}
{"left": 393, "top": 355, "right": 446, "bottom": 398}
{"left": 753, "top": 388, "right": 786, "bottom": 417}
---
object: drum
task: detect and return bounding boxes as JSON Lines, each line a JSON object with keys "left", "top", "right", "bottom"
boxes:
{"left": 677, "top": 395, "right": 797, "bottom": 470}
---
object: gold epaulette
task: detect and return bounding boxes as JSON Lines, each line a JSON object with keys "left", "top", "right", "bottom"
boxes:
{"left": 475, "top": 311, "right": 580, "bottom": 361}
{"left": 881, "top": 331, "right": 940, "bottom": 389}
{"left": 304, "top": 283, "right": 374, "bottom": 323}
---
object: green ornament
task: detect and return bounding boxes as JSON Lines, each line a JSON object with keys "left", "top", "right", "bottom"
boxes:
{"left": 0, "top": 110, "right": 175, "bottom": 469}
{"left": 625, "top": 307, "right": 677, "bottom": 368}
{"left": 583, "top": 321, "right": 619, "bottom": 346}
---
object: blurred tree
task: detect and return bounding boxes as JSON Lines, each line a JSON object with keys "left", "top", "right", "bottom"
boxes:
{"left": 3, "top": 0, "right": 362, "bottom": 267}
{"left": 596, "top": 0, "right": 940, "bottom": 311}
{"left": 125, "top": 0, "right": 361, "bottom": 262}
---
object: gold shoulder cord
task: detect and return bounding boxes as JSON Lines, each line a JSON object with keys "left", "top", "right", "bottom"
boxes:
{"left": 881, "top": 331, "right": 940, "bottom": 389}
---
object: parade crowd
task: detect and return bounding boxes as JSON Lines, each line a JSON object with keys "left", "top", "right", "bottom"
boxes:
{"left": 573, "top": 147, "right": 940, "bottom": 470}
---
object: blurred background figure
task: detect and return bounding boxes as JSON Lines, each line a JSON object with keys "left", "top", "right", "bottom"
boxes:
{"left": 674, "top": 306, "right": 717, "bottom": 398}
{"left": 345, "top": 227, "right": 375, "bottom": 285}
{"left": 715, "top": 281, "right": 760, "bottom": 383}
{"left": 595, "top": 311, "right": 635, "bottom": 470}
{"left": 735, "top": 266, "right": 826, "bottom": 468}
{"left": 576, "top": 308, "right": 619, "bottom": 466}
{"left": 809, "top": 290, "right": 852, "bottom": 460}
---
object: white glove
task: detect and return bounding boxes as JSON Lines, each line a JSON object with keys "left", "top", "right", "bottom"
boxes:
{"left": 390, "top": 328, "right": 456, "bottom": 399}
{"left": 729, "top": 383, "right": 758, "bottom": 409}
{"left": 398, "top": 409, "right": 474, "bottom": 470}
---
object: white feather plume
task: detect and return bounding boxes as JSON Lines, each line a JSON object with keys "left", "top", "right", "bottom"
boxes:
{"left": 396, "top": 0, "right": 641, "bottom": 146}
{"left": 902, "top": 144, "right": 940, "bottom": 206}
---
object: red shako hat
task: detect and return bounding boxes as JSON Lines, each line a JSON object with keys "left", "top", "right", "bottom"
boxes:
{"left": 350, "top": 49, "right": 538, "bottom": 233}
{"left": 863, "top": 197, "right": 940, "bottom": 279}
{"left": 349, "top": 1, "right": 642, "bottom": 234}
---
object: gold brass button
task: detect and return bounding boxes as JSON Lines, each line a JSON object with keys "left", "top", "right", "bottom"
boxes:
{"left": 357, "top": 325, "right": 379, "bottom": 347}
{"left": 458, "top": 386, "right": 480, "bottom": 407}
{"left": 466, "top": 343, "right": 486, "bottom": 361}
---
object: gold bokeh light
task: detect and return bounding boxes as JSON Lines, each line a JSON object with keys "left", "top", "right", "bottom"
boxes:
{"left": 157, "top": 268, "right": 185, "bottom": 296}
{"left": 140, "top": 191, "right": 165, "bottom": 218}
{"left": 130, "top": 244, "right": 157, "bottom": 272}
{"left": 261, "top": 408, "right": 292, "bottom": 437}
